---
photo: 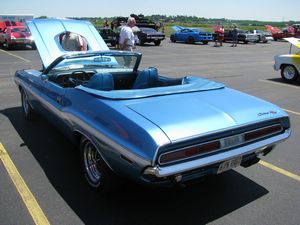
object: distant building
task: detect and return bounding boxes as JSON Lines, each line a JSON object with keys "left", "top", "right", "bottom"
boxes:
{"left": 0, "top": 14, "right": 34, "bottom": 23}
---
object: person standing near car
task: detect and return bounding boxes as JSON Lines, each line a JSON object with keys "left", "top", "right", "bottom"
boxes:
{"left": 61, "top": 31, "right": 87, "bottom": 51}
{"left": 214, "top": 25, "right": 224, "bottom": 47}
{"left": 104, "top": 19, "right": 109, "bottom": 28}
{"left": 119, "top": 17, "right": 136, "bottom": 51}
{"left": 231, "top": 24, "right": 238, "bottom": 47}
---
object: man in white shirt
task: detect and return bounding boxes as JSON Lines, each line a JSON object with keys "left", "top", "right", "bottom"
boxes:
{"left": 119, "top": 17, "right": 136, "bottom": 51}
{"left": 61, "top": 31, "right": 87, "bottom": 51}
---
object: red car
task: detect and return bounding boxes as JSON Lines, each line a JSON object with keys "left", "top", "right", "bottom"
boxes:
{"left": 266, "top": 25, "right": 300, "bottom": 41}
{"left": 0, "top": 25, "right": 35, "bottom": 49}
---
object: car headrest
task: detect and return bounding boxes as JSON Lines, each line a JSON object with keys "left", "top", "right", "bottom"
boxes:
{"left": 132, "top": 67, "right": 158, "bottom": 89}
{"left": 85, "top": 73, "right": 114, "bottom": 91}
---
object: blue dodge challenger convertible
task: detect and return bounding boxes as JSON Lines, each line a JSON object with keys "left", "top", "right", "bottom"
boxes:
{"left": 170, "top": 26, "right": 214, "bottom": 44}
{"left": 15, "top": 19, "right": 291, "bottom": 191}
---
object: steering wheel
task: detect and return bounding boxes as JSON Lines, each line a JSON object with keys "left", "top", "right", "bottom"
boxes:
{"left": 69, "top": 71, "right": 89, "bottom": 86}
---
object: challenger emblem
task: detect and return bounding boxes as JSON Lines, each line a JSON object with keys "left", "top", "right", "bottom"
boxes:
{"left": 258, "top": 110, "right": 277, "bottom": 116}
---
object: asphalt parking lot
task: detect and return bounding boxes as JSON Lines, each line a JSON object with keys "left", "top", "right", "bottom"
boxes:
{"left": 0, "top": 40, "right": 299, "bottom": 225}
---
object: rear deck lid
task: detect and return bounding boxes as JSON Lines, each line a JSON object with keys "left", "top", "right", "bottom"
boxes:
{"left": 27, "top": 18, "right": 109, "bottom": 69}
{"left": 126, "top": 88, "right": 286, "bottom": 142}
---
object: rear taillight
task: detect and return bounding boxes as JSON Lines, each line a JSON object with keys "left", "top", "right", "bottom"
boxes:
{"left": 159, "top": 141, "right": 220, "bottom": 164}
{"left": 244, "top": 124, "right": 282, "bottom": 141}
{"left": 159, "top": 124, "right": 283, "bottom": 165}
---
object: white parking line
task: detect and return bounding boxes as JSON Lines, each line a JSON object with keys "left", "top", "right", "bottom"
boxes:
{"left": 0, "top": 49, "right": 31, "bottom": 63}
{"left": 259, "top": 79, "right": 300, "bottom": 89}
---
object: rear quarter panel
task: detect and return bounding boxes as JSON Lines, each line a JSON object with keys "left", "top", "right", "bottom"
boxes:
{"left": 62, "top": 91, "right": 170, "bottom": 178}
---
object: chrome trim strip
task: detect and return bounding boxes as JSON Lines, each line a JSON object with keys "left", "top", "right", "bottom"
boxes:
{"left": 151, "top": 117, "right": 287, "bottom": 165}
{"left": 158, "top": 124, "right": 283, "bottom": 165}
{"left": 144, "top": 129, "right": 291, "bottom": 177}
{"left": 152, "top": 145, "right": 161, "bottom": 166}
{"left": 16, "top": 79, "right": 151, "bottom": 167}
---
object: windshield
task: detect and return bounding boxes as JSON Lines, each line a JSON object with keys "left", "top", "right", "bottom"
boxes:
{"left": 290, "top": 44, "right": 300, "bottom": 54}
{"left": 191, "top": 28, "right": 205, "bottom": 32}
{"left": 11, "top": 27, "right": 30, "bottom": 32}
{"left": 98, "top": 28, "right": 114, "bottom": 34}
{"left": 140, "top": 28, "right": 156, "bottom": 32}
{"left": 47, "top": 52, "right": 141, "bottom": 76}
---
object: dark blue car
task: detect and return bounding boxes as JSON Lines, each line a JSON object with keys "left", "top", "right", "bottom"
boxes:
{"left": 170, "top": 26, "right": 213, "bottom": 44}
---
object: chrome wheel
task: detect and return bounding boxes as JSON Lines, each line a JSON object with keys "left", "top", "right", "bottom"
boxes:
{"left": 21, "top": 89, "right": 37, "bottom": 120}
{"left": 83, "top": 140, "right": 102, "bottom": 186}
{"left": 21, "top": 91, "right": 30, "bottom": 116}
{"left": 80, "top": 136, "right": 122, "bottom": 191}
{"left": 281, "top": 65, "right": 299, "bottom": 82}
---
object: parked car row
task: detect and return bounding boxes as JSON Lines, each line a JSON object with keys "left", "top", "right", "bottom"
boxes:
{"left": 97, "top": 24, "right": 275, "bottom": 48}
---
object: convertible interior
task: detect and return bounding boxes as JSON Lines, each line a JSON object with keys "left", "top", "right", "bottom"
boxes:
{"left": 48, "top": 67, "right": 184, "bottom": 90}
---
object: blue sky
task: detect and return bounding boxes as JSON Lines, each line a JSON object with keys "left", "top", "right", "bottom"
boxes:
{"left": 1, "top": 0, "right": 299, "bottom": 22}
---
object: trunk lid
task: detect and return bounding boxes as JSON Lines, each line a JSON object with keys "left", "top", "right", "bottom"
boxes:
{"left": 126, "top": 88, "right": 286, "bottom": 142}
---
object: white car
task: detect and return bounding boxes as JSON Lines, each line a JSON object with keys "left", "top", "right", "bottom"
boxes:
{"left": 251, "top": 30, "right": 273, "bottom": 43}
{"left": 274, "top": 37, "right": 300, "bottom": 83}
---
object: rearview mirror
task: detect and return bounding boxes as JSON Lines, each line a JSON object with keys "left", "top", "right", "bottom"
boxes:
{"left": 94, "top": 57, "right": 111, "bottom": 62}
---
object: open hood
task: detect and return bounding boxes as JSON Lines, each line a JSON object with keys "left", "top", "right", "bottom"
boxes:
{"left": 27, "top": 18, "right": 109, "bottom": 69}
{"left": 284, "top": 37, "right": 300, "bottom": 48}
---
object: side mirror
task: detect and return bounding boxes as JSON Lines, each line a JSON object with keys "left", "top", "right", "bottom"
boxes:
{"left": 41, "top": 74, "right": 48, "bottom": 81}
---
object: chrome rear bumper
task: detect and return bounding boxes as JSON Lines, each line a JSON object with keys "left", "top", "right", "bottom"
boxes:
{"left": 143, "top": 129, "right": 291, "bottom": 177}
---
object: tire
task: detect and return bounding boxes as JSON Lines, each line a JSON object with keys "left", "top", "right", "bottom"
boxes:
{"left": 31, "top": 43, "right": 37, "bottom": 50}
{"left": 281, "top": 65, "right": 299, "bottom": 83}
{"left": 261, "top": 36, "right": 267, "bottom": 43}
{"left": 80, "top": 136, "right": 122, "bottom": 192}
{"left": 154, "top": 40, "right": 161, "bottom": 46}
{"left": 170, "top": 36, "right": 176, "bottom": 43}
{"left": 5, "top": 40, "right": 12, "bottom": 50}
{"left": 20, "top": 88, "right": 38, "bottom": 120}
{"left": 202, "top": 41, "right": 208, "bottom": 45}
{"left": 140, "top": 39, "right": 145, "bottom": 46}
{"left": 187, "top": 36, "right": 195, "bottom": 44}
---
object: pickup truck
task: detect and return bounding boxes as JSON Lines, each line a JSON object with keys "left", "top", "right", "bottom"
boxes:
{"left": 0, "top": 25, "right": 35, "bottom": 49}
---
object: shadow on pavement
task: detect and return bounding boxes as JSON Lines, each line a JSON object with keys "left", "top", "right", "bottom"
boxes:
{"left": 1, "top": 107, "right": 269, "bottom": 225}
{"left": 267, "top": 78, "right": 300, "bottom": 86}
